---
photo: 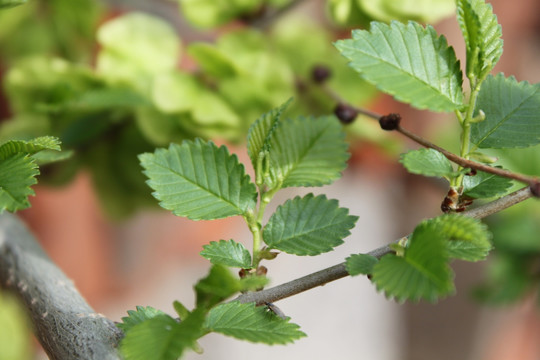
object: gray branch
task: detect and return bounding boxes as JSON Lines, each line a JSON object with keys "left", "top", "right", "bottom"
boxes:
{"left": 0, "top": 213, "right": 122, "bottom": 360}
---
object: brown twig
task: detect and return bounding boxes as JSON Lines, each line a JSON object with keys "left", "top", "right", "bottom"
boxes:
{"left": 235, "top": 186, "right": 534, "bottom": 305}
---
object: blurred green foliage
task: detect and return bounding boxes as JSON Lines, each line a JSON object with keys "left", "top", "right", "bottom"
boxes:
{"left": 0, "top": 291, "right": 32, "bottom": 360}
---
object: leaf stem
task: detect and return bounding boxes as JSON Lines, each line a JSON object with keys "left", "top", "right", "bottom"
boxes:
{"left": 234, "top": 186, "right": 535, "bottom": 305}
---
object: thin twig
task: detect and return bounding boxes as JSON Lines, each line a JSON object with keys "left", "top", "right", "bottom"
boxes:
{"left": 321, "top": 84, "right": 540, "bottom": 188}
{"left": 249, "top": 0, "right": 307, "bottom": 29}
{"left": 235, "top": 186, "right": 534, "bottom": 305}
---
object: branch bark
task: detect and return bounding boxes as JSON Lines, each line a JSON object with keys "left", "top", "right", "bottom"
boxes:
{"left": 235, "top": 186, "right": 535, "bottom": 305}
{"left": 0, "top": 213, "right": 122, "bottom": 360}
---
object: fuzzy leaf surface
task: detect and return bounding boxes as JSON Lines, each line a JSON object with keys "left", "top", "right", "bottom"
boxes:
{"left": 471, "top": 74, "right": 540, "bottom": 149}
{"left": 0, "top": 154, "right": 38, "bottom": 213}
{"left": 120, "top": 310, "right": 205, "bottom": 360}
{"left": 205, "top": 302, "right": 306, "bottom": 344}
{"left": 263, "top": 194, "right": 358, "bottom": 256}
{"left": 463, "top": 170, "right": 513, "bottom": 199}
{"left": 372, "top": 222, "right": 454, "bottom": 302}
{"left": 117, "top": 306, "right": 166, "bottom": 333}
{"left": 0, "top": 136, "right": 60, "bottom": 160}
{"left": 200, "top": 240, "right": 251, "bottom": 268}
{"left": 457, "top": 0, "right": 502, "bottom": 78}
{"left": 335, "top": 21, "right": 463, "bottom": 112}
{"left": 400, "top": 148, "right": 454, "bottom": 178}
{"left": 427, "top": 214, "right": 492, "bottom": 262}
{"left": 346, "top": 254, "right": 379, "bottom": 276}
{"left": 267, "top": 116, "right": 349, "bottom": 188}
{"left": 139, "top": 139, "right": 257, "bottom": 220}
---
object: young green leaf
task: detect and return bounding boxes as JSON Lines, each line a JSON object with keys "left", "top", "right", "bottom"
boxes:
{"left": 120, "top": 310, "right": 205, "bottom": 360}
{"left": 0, "top": 154, "right": 39, "bottom": 213}
{"left": 117, "top": 306, "right": 166, "bottom": 333}
{"left": 195, "top": 265, "right": 241, "bottom": 309}
{"left": 463, "top": 170, "right": 513, "bottom": 199}
{"left": 139, "top": 139, "right": 257, "bottom": 220}
{"left": 200, "top": 240, "right": 252, "bottom": 268}
{"left": 371, "top": 222, "right": 455, "bottom": 302}
{"left": 205, "top": 302, "right": 306, "bottom": 344}
{"left": 0, "top": 0, "right": 27, "bottom": 9}
{"left": 399, "top": 148, "right": 455, "bottom": 179}
{"left": 0, "top": 136, "right": 61, "bottom": 160}
{"left": 471, "top": 74, "right": 540, "bottom": 149}
{"left": 246, "top": 99, "right": 292, "bottom": 185}
{"left": 267, "top": 116, "right": 349, "bottom": 188}
{"left": 426, "top": 214, "right": 492, "bottom": 262}
{"left": 346, "top": 254, "right": 379, "bottom": 276}
{"left": 456, "top": 0, "right": 503, "bottom": 79}
{"left": 335, "top": 21, "right": 463, "bottom": 112}
{"left": 263, "top": 194, "right": 358, "bottom": 256}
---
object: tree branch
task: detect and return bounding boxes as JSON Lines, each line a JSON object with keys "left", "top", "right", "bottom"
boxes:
{"left": 0, "top": 213, "right": 122, "bottom": 360}
{"left": 235, "top": 186, "right": 535, "bottom": 305}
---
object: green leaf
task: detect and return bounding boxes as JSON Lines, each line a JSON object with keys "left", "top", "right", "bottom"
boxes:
{"left": 205, "top": 302, "right": 306, "bottom": 344}
{"left": 117, "top": 306, "right": 166, "bottom": 333}
{"left": 462, "top": 170, "right": 513, "bottom": 199}
{"left": 239, "top": 275, "right": 269, "bottom": 292}
{"left": 471, "top": 74, "right": 540, "bottom": 149}
{"left": 120, "top": 310, "right": 205, "bottom": 360}
{"left": 457, "top": 0, "right": 503, "bottom": 78}
{"left": 346, "top": 254, "right": 379, "bottom": 276}
{"left": 200, "top": 240, "right": 252, "bottom": 268}
{"left": 372, "top": 222, "right": 455, "bottom": 302}
{"left": 263, "top": 194, "right": 358, "bottom": 256}
{"left": 426, "top": 214, "right": 492, "bottom": 262}
{"left": 0, "top": 0, "right": 26, "bottom": 10}
{"left": 0, "top": 154, "right": 39, "bottom": 213}
{"left": 139, "top": 139, "right": 257, "bottom": 220}
{"left": 96, "top": 12, "right": 180, "bottom": 85}
{"left": 356, "top": 0, "right": 456, "bottom": 23}
{"left": 335, "top": 21, "right": 463, "bottom": 112}
{"left": 399, "top": 148, "right": 455, "bottom": 179}
{"left": 267, "top": 116, "right": 349, "bottom": 188}
{"left": 247, "top": 99, "right": 292, "bottom": 185}
{"left": 0, "top": 136, "right": 60, "bottom": 160}
{"left": 187, "top": 43, "right": 238, "bottom": 78}
{"left": 195, "top": 265, "right": 241, "bottom": 309}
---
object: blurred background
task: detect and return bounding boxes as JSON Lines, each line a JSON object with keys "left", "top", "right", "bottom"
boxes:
{"left": 0, "top": 0, "right": 539, "bottom": 359}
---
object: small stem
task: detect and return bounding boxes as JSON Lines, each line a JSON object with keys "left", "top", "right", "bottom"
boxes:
{"left": 250, "top": 184, "right": 281, "bottom": 268}
{"left": 234, "top": 186, "right": 535, "bottom": 305}
{"left": 322, "top": 84, "right": 382, "bottom": 119}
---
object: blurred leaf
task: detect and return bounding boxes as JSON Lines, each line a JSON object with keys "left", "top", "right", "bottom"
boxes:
{"left": 0, "top": 0, "right": 26, "bottom": 9}
{"left": 205, "top": 302, "right": 306, "bottom": 344}
{"left": 336, "top": 21, "right": 463, "bottom": 112}
{"left": 0, "top": 154, "right": 38, "bottom": 213}
{"left": 187, "top": 43, "right": 238, "bottom": 78}
{"left": 471, "top": 74, "right": 540, "bottom": 149}
{"left": 97, "top": 12, "right": 180, "bottom": 88}
{"left": 346, "top": 254, "right": 379, "bottom": 276}
{"left": 357, "top": 0, "right": 455, "bottom": 23}
{"left": 400, "top": 148, "right": 455, "bottom": 179}
{"left": 117, "top": 306, "right": 166, "bottom": 333}
{"left": 0, "top": 292, "right": 31, "bottom": 360}
{"left": 462, "top": 170, "right": 513, "bottom": 199}
{"left": 200, "top": 240, "right": 252, "bottom": 268}
{"left": 195, "top": 265, "right": 241, "bottom": 309}
{"left": 263, "top": 194, "right": 358, "bottom": 255}
{"left": 140, "top": 139, "right": 257, "bottom": 220}
{"left": 327, "top": 0, "right": 370, "bottom": 27}
{"left": 178, "top": 0, "right": 262, "bottom": 28}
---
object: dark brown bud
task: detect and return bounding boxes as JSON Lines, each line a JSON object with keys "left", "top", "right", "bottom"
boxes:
{"left": 379, "top": 113, "right": 401, "bottom": 131}
{"left": 531, "top": 182, "right": 540, "bottom": 198}
{"left": 311, "top": 65, "right": 332, "bottom": 83}
{"left": 238, "top": 268, "right": 250, "bottom": 278}
{"left": 334, "top": 103, "right": 358, "bottom": 124}
{"left": 465, "top": 169, "right": 477, "bottom": 176}
{"left": 256, "top": 266, "right": 268, "bottom": 276}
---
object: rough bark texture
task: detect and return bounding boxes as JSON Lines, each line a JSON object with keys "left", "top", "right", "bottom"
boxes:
{"left": 0, "top": 213, "right": 122, "bottom": 360}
